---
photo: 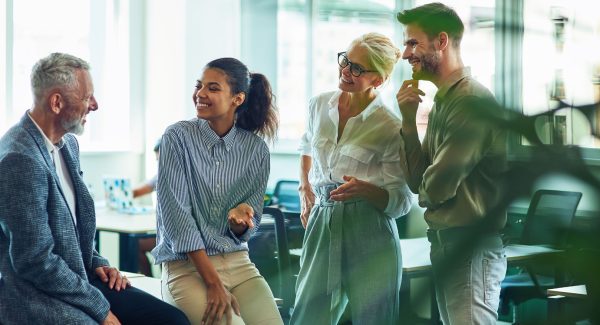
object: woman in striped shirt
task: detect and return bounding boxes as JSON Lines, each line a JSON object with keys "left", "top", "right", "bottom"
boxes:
{"left": 152, "top": 58, "right": 282, "bottom": 325}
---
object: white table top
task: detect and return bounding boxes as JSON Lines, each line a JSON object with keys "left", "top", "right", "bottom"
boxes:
{"left": 289, "top": 238, "right": 433, "bottom": 273}
{"left": 505, "top": 244, "right": 562, "bottom": 261}
{"left": 121, "top": 271, "right": 145, "bottom": 278}
{"left": 129, "top": 276, "right": 162, "bottom": 299}
{"left": 400, "top": 238, "right": 431, "bottom": 272}
{"left": 291, "top": 237, "right": 563, "bottom": 274}
{"left": 547, "top": 285, "right": 587, "bottom": 298}
{"left": 402, "top": 238, "right": 562, "bottom": 272}
{"left": 95, "top": 206, "right": 156, "bottom": 234}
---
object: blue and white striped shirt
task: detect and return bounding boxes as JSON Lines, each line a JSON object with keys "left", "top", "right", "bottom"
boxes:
{"left": 152, "top": 118, "right": 270, "bottom": 263}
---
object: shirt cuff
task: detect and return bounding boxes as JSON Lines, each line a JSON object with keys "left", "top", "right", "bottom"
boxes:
{"left": 383, "top": 190, "right": 397, "bottom": 217}
{"left": 171, "top": 231, "right": 205, "bottom": 254}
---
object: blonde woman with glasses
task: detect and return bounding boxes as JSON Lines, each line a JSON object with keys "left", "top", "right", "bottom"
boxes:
{"left": 291, "top": 33, "right": 414, "bottom": 325}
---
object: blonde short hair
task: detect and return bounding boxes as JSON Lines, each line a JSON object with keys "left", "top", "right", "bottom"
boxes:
{"left": 349, "top": 32, "right": 401, "bottom": 81}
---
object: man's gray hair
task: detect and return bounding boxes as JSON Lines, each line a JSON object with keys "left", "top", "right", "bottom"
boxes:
{"left": 30, "top": 52, "right": 90, "bottom": 101}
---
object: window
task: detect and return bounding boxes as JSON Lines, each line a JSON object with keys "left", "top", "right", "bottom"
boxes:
{"left": 271, "top": 0, "right": 497, "bottom": 148}
{"left": 413, "top": 0, "right": 496, "bottom": 140}
{"left": 521, "top": 1, "right": 600, "bottom": 149}
{"left": 2, "top": 0, "right": 131, "bottom": 151}
{"left": 0, "top": 2, "right": 6, "bottom": 133}
{"left": 276, "top": 0, "right": 400, "bottom": 150}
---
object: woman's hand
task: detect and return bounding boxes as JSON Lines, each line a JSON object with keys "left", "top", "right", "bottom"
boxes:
{"left": 227, "top": 203, "right": 255, "bottom": 235}
{"left": 299, "top": 183, "right": 315, "bottom": 228}
{"left": 203, "top": 282, "right": 241, "bottom": 325}
{"left": 329, "top": 176, "right": 389, "bottom": 211}
{"left": 95, "top": 266, "right": 130, "bottom": 291}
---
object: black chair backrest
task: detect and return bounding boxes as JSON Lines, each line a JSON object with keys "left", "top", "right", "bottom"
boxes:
{"left": 521, "top": 190, "right": 582, "bottom": 248}
{"left": 262, "top": 207, "right": 294, "bottom": 315}
{"left": 272, "top": 180, "right": 300, "bottom": 212}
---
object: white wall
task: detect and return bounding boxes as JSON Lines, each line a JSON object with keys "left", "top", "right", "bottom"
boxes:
{"left": 142, "top": 0, "right": 242, "bottom": 180}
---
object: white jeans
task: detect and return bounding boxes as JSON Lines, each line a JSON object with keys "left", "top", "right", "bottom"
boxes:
{"left": 430, "top": 235, "right": 507, "bottom": 325}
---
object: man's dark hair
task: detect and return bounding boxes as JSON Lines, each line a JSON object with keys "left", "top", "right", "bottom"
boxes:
{"left": 396, "top": 2, "right": 464, "bottom": 48}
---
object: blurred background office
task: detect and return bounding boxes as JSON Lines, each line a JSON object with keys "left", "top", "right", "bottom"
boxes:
{"left": 2, "top": 0, "right": 600, "bottom": 196}
{"left": 2, "top": 0, "right": 600, "bottom": 321}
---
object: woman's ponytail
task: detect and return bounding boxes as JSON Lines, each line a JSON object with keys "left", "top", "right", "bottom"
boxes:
{"left": 237, "top": 72, "right": 278, "bottom": 141}
{"left": 205, "top": 58, "right": 279, "bottom": 142}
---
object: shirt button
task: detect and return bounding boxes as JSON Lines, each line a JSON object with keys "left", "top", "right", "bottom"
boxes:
{"left": 216, "top": 184, "right": 220, "bottom": 188}
{"left": 216, "top": 161, "right": 220, "bottom": 165}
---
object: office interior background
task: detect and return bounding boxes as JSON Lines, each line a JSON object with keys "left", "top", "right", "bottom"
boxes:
{"left": 1, "top": 0, "right": 600, "bottom": 319}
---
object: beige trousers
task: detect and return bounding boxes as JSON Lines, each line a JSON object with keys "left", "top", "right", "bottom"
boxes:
{"left": 161, "top": 250, "right": 283, "bottom": 325}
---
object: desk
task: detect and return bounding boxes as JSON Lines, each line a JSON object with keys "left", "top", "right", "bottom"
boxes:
{"left": 290, "top": 237, "right": 563, "bottom": 323}
{"left": 548, "top": 285, "right": 587, "bottom": 298}
{"left": 290, "top": 237, "right": 561, "bottom": 269}
{"left": 122, "top": 271, "right": 145, "bottom": 279}
{"left": 401, "top": 238, "right": 562, "bottom": 324}
{"left": 547, "top": 285, "right": 588, "bottom": 325}
{"left": 129, "top": 275, "right": 162, "bottom": 300}
{"left": 95, "top": 206, "right": 156, "bottom": 272}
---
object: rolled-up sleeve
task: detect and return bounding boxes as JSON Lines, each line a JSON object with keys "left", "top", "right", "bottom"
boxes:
{"left": 298, "top": 97, "right": 317, "bottom": 156}
{"left": 157, "top": 129, "right": 206, "bottom": 254}
{"left": 418, "top": 96, "right": 490, "bottom": 208}
{"left": 229, "top": 150, "right": 270, "bottom": 243}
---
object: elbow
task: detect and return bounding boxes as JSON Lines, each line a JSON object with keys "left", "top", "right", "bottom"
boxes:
{"left": 397, "top": 194, "right": 415, "bottom": 217}
{"left": 418, "top": 184, "right": 456, "bottom": 209}
{"left": 385, "top": 189, "right": 415, "bottom": 219}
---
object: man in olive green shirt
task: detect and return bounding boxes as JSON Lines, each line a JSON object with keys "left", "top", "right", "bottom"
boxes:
{"left": 396, "top": 3, "right": 507, "bottom": 324}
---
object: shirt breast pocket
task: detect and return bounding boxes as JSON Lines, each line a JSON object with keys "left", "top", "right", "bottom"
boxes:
{"left": 336, "top": 145, "right": 375, "bottom": 178}
{"left": 312, "top": 138, "right": 333, "bottom": 174}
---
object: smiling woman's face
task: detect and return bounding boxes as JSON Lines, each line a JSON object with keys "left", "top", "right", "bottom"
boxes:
{"left": 193, "top": 68, "right": 239, "bottom": 124}
{"left": 338, "top": 45, "right": 381, "bottom": 93}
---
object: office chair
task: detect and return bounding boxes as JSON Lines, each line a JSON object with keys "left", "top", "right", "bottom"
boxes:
{"left": 500, "top": 189, "right": 582, "bottom": 323}
{"left": 263, "top": 207, "right": 295, "bottom": 320}
{"left": 272, "top": 180, "right": 301, "bottom": 212}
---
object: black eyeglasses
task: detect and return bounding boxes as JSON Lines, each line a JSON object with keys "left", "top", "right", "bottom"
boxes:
{"left": 337, "top": 52, "right": 376, "bottom": 77}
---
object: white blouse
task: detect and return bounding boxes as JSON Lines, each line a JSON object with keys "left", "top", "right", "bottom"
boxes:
{"left": 299, "top": 90, "right": 414, "bottom": 218}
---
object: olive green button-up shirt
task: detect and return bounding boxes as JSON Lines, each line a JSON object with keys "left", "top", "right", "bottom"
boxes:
{"left": 402, "top": 67, "right": 507, "bottom": 230}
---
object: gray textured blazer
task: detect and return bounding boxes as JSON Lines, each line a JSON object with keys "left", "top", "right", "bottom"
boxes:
{"left": 0, "top": 113, "right": 111, "bottom": 324}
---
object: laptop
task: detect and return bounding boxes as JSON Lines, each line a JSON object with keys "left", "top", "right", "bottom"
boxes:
{"left": 102, "top": 176, "right": 152, "bottom": 214}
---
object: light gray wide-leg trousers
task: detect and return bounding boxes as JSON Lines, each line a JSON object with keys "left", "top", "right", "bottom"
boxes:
{"left": 290, "top": 186, "right": 402, "bottom": 325}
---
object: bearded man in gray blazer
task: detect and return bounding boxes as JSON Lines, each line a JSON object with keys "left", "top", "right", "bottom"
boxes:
{"left": 0, "top": 53, "right": 189, "bottom": 325}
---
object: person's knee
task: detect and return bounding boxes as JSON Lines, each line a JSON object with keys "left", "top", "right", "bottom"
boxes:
{"left": 166, "top": 306, "right": 191, "bottom": 325}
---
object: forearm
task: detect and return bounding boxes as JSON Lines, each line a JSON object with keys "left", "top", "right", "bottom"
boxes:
{"left": 133, "top": 183, "right": 154, "bottom": 198}
{"left": 400, "top": 121, "right": 427, "bottom": 192}
{"left": 363, "top": 185, "right": 389, "bottom": 212}
{"left": 14, "top": 246, "right": 110, "bottom": 321}
{"left": 299, "top": 155, "right": 312, "bottom": 188}
{"left": 383, "top": 185, "right": 414, "bottom": 218}
{"left": 0, "top": 158, "right": 110, "bottom": 321}
{"left": 187, "top": 249, "right": 222, "bottom": 288}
